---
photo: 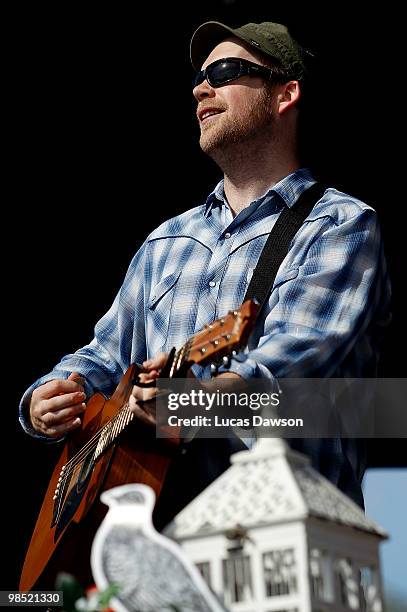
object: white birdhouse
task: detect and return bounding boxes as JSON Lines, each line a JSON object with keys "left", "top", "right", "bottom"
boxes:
{"left": 165, "top": 438, "right": 387, "bottom": 612}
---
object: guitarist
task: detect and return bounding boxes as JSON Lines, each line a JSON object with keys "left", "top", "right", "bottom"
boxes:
{"left": 20, "top": 20, "right": 390, "bottom": 524}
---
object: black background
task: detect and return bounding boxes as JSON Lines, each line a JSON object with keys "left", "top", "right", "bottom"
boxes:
{"left": 5, "top": 1, "right": 406, "bottom": 590}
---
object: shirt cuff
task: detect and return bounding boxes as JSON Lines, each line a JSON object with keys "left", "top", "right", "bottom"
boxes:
{"left": 219, "top": 356, "right": 274, "bottom": 381}
{"left": 217, "top": 357, "right": 277, "bottom": 448}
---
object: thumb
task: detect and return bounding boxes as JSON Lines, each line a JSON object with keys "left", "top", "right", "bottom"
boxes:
{"left": 68, "top": 372, "right": 86, "bottom": 387}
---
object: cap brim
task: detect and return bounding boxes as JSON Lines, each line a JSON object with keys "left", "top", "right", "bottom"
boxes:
{"left": 190, "top": 21, "right": 237, "bottom": 71}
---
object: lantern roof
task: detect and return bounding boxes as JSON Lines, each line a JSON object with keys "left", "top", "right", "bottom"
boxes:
{"left": 166, "top": 438, "right": 387, "bottom": 540}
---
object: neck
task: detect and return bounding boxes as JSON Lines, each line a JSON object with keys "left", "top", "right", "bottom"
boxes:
{"left": 214, "top": 136, "right": 300, "bottom": 215}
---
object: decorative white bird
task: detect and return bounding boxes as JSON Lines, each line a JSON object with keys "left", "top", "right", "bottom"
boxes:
{"left": 91, "top": 484, "right": 228, "bottom": 612}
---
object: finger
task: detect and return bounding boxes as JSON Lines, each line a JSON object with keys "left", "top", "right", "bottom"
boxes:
{"left": 68, "top": 372, "right": 86, "bottom": 386}
{"left": 38, "top": 417, "right": 83, "bottom": 438}
{"left": 146, "top": 369, "right": 160, "bottom": 379}
{"left": 137, "top": 372, "right": 152, "bottom": 382}
{"left": 40, "top": 403, "right": 86, "bottom": 427}
{"left": 137, "top": 372, "right": 158, "bottom": 384}
{"left": 40, "top": 392, "right": 87, "bottom": 413}
{"left": 37, "top": 379, "right": 85, "bottom": 400}
{"left": 128, "top": 396, "right": 156, "bottom": 427}
{"left": 131, "top": 385, "right": 157, "bottom": 403}
{"left": 142, "top": 352, "right": 168, "bottom": 372}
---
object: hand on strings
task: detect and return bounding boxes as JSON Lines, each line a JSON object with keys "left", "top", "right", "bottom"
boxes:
{"left": 129, "top": 352, "right": 168, "bottom": 427}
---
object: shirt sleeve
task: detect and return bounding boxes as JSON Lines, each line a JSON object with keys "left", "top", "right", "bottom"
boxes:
{"left": 225, "top": 208, "right": 388, "bottom": 380}
{"left": 19, "top": 243, "right": 148, "bottom": 439}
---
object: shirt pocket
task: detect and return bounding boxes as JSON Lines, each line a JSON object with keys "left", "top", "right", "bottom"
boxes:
{"left": 147, "top": 271, "right": 181, "bottom": 350}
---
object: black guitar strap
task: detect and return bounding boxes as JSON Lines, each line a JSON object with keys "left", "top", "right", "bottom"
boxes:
{"left": 244, "top": 182, "right": 327, "bottom": 311}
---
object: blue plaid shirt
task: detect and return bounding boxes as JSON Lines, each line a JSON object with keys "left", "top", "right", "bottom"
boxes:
{"left": 20, "top": 168, "right": 391, "bottom": 506}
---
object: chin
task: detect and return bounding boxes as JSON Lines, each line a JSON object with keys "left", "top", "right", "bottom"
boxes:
{"left": 200, "top": 130, "right": 229, "bottom": 156}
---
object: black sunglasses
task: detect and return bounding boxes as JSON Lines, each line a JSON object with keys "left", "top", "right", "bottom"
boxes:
{"left": 194, "top": 57, "right": 287, "bottom": 88}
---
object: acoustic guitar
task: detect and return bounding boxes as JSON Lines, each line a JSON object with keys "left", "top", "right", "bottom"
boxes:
{"left": 19, "top": 299, "right": 258, "bottom": 591}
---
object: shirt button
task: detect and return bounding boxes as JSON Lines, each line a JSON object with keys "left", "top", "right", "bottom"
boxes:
{"left": 224, "top": 232, "right": 231, "bottom": 239}
{"left": 208, "top": 281, "right": 216, "bottom": 288}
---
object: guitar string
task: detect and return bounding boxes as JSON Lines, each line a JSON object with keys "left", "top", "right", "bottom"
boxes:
{"left": 57, "top": 327, "right": 230, "bottom": 487}
{"left": 61, "top": 396, "right": 144, "bottom": 480}
{"left": 62, "top": 401, "right": 132, "bottom": 469}
{"left": 61, "top": 352, "right": 178, "bottom": 474}
{"left": 55, "top": 313, "right": 247, "bottom": 497}
{"left": 57, "top": 343, "right": 187, "bottom": 484}
{"left": 55, "top": 327, "right": 226, "bottom": 493}
{"left": 56, "top": 412, "right": 138, "bottom": 496}
{"left": 57, "top": 404, "right": 134, "bottom": 485}
{"left": 61, "top": 328, "right": 225, "bottom": 479}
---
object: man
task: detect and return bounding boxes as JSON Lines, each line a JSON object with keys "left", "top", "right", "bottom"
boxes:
{"left": 20, "top": 21, "right": 390, "bottom": 520}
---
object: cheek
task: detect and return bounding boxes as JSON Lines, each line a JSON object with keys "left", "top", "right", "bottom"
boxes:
{"left": 225, "top": 92, "right": 252, "bottom": 119}
{"left": 226, "top": 87, "right": 266, "bottom": 115}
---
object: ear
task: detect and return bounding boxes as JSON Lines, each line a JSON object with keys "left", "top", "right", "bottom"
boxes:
{"left": 277, "top": 81, "right": 301, "bottom": 116}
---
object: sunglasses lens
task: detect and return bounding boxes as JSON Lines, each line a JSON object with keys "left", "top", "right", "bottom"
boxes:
{"left": 194, "top": 60, "right": 242, "bottom": 88}
{"left": 208, "top": 60, "right": 241, "bottom": 86}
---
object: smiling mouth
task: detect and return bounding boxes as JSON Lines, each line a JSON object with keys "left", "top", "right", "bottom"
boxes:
{"left": 200, "top": 110, "right": 224, "bottom": 123}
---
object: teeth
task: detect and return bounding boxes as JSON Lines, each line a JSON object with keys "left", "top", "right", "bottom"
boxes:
{"left": 202, "top": 110, "right": 220, "bottom": 120}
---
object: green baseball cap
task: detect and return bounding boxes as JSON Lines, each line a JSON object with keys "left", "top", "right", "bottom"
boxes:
{"left": 190, "top": 20, "right": 310, "bottom": 80}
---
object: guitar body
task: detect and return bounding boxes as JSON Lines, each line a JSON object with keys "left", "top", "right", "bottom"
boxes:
{"left": 19, "top": 300, "right": 258, "bottom": 591}
{"left": 19, "top": 365, "right": 177, "bottom": 591}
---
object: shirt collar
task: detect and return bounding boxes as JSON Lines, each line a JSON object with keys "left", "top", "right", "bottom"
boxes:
{"left": 204, "top": 180, "right": 226, "bottom": 216}
{"left": 203, "top": 167, "right": 316, "bottom": 217}
{"left": 272, "top": 168, "right": 316, "bottom": 208}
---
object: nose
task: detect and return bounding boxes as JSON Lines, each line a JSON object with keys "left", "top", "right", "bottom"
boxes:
{"left": 193, "top": 78, "right": 216, "bottom": 102}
